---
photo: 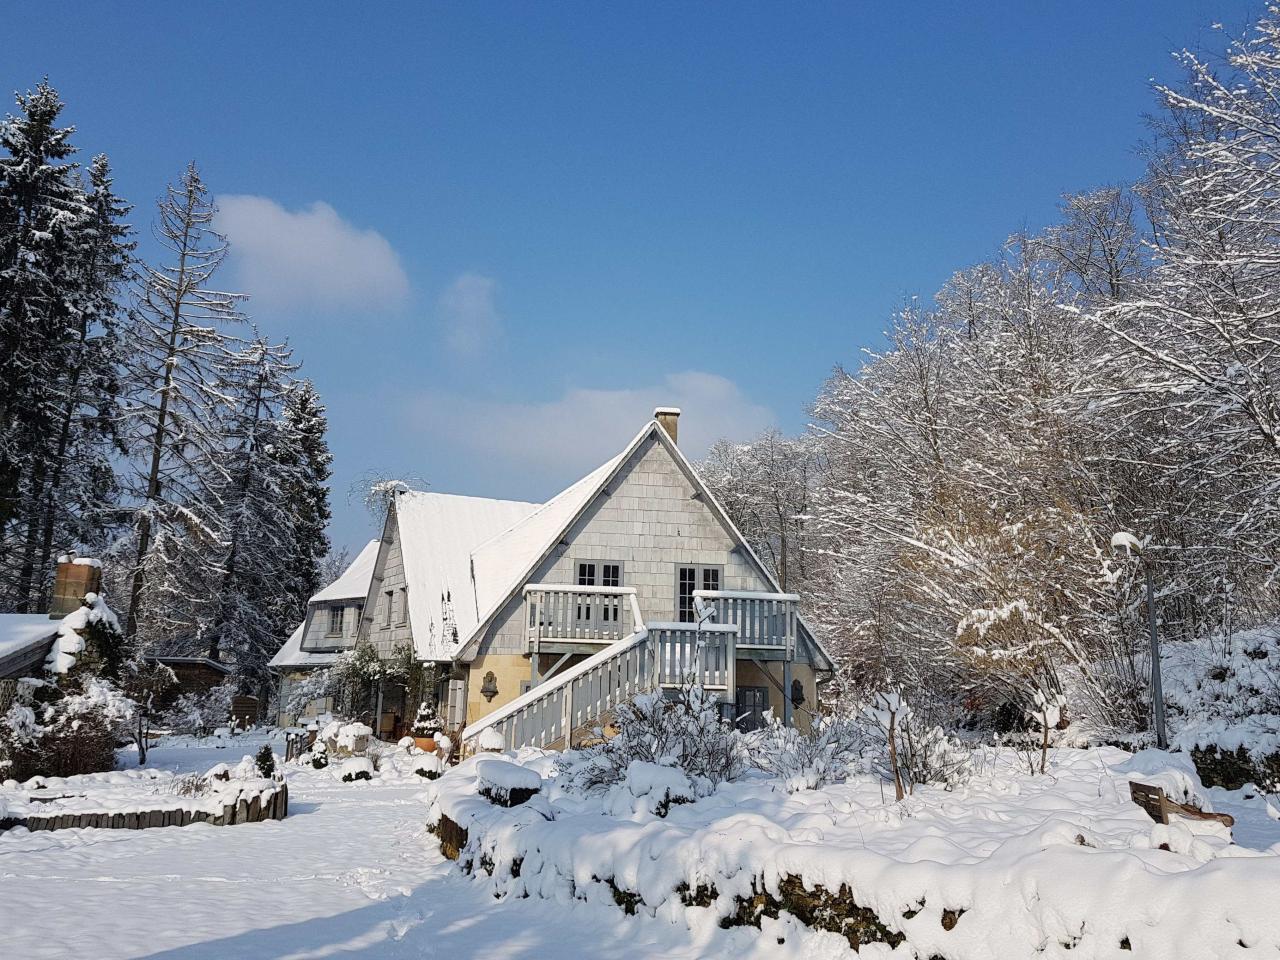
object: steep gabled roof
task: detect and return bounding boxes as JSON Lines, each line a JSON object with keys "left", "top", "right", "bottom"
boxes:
{"left": 453, "top": 419, "right": 837, "bottom": 671}
{"left": 393, "top": 490, "right": 540, "bottom": 662}
{"left": 469, "top": 452, "right": 626, "bottom": 623}
{"left": 269, "top": 622, "right": 341, "bottom": 670}
{"left": 310, "top": 539, "right": 381, "bottom": 602}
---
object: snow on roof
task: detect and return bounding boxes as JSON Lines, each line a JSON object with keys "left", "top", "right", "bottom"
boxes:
{"left": 467, "top": 450, "right": 628, "bottom": 637}
{"left": 310, "top": 540, "right": 381, "bottom": 602}
{"left": 0, "top": 614, "right": 58, "bottom": 663}
{"left": 395, "top": 491, "right": 540, "bottom": 662}
{"left": 269, "top": 622, "right": 341, "bottom": 670}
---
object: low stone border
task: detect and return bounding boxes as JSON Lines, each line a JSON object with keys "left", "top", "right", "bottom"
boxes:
{"left": 0, "top": 781, "right": 288, "bottom": 833}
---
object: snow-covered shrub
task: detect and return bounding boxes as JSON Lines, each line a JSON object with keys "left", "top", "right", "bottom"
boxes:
{"left": 750, "top": 713, "right": 865, "bottom": 792}
{"left": 163, "top": 682, "right": 234, "bottom": 736}
{"left": 475, "top": 726, "right": 505, "bottom": 753}
{"left": 476, "top": 757, "right": 542, "bottom": 806}
{"left": 412, "top": 699, "right": 441, "bottom": 738}
{"left": 397, "top": 735, "right": 417, "bottom": 751}
{"left": 861, "top": 692, "right": 971, "bottom": 798}
{"left": 336, "top": 757, "right": 374, "bottom": 782}
{"left": 1163, "top": 626, "right": 1280, "bottom": 788}
{"left": 413, "top": 753, "right": 445, "bottom": 780}
{"left": 558, "top": 686, "right": 745, "bottom": 795}
{"left": 254, "top": 744, "right": 276, "bottom": 778}
{"left": 332, "top": 721, "right": 373, "bottom": 756}
{"left": 1023, "top": 689, "right": 1068, "bottom": 775}
{"left": 308, "top": 741, "right": 328, "bottom": 769}
{"left": 0, "top": 677, "right": 135, "bottom": 781}
{"left": 602, "top": 759, "right": 696, "bottom": 818}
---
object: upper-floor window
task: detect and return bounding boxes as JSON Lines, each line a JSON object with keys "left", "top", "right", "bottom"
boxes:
{"left": 677, "top": 564, "right": 722, "bottom": 622}
{"left": 327, "top": 605, "right": 344, "bottom": 636}
{"left": 576, "top": 560, "right": 623, "bottom": 623}
{"left": 398, "top": 587, "right": 408, "bottom": 625}
{"left": 384, "top": 589, "right": 394, "bottom": 627}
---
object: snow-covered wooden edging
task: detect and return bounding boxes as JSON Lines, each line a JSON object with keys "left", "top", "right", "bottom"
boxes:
{"left": 0, "top": 780, "right": 288, "bottom": 834}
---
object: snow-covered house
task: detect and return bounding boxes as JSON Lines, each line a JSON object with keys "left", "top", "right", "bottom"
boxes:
{"left": 337, "top": 409, "right": 835, "bottom": 749}
{"left": 270, "top": 539, "right": 380, "bottom": 726}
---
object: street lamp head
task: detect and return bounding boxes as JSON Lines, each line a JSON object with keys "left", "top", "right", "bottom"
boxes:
{"left": 1110, "top": 531, "right": 1143, "bottom": 557}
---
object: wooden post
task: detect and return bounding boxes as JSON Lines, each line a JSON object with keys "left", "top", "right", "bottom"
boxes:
{"left": 783, "top": 658, "right": 794, "bottom": 727}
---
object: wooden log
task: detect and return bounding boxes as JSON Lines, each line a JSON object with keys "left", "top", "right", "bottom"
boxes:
{"left": 247, "top": 794, "right": 261, "bottom": 823}
{"left": 125, "top": 812, "right": 139, "bottom": 830}
{"left": 235, "top": 797, "right": 249, "bottom": 825}
{"left": 110, "top": 813, "right": 124, "bottom": 829}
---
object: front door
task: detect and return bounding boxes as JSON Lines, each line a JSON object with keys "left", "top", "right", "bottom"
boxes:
{"left": 734, "top": 685, "right": 769, "bottom": 732}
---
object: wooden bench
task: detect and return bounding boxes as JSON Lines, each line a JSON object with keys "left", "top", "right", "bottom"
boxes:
{"left": 1129, "top": 781, "right": 1234, "bottom": 828}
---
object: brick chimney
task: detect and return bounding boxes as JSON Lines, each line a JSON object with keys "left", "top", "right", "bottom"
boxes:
{"left": 49, "top": 556, "right": 102, "bottom": 619}
{"left": 654, "top": 407, "right": 681, "bottom": 445}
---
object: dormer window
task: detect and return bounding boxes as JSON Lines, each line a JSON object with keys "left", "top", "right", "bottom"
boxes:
{"left": 327, "top": 606, "right": 344, "bottom": 637}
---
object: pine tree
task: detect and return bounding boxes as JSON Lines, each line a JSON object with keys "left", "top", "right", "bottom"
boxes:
{"left": 279, "top": 379, "right": 332, "bottom": 624}
{"left": 204, "top": 336, "right": 301, "bottom": 680}
{"left": 120, "top": 162, "right": 246, "bottom": 647}
{"left": 0, "top": 81, "right": 95, "bottom": 609}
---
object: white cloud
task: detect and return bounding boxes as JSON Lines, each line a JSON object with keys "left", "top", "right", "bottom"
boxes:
{"left": 405, "top": 371, "right": 775, "bottom": 484}
{"left": 215, "top": 195, "right": 409, "bottom": 312}
{"left": 438, "top": 272, "right": 503, "bottom": 355}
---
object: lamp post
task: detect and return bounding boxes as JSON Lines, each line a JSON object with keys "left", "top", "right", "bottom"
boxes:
{"left": 1111, "top": 533, "right": 1167, "bottom": 750}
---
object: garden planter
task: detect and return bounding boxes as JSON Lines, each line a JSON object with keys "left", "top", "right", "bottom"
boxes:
{"left": 414, "top": 737, "right": 438, "bottom": 753}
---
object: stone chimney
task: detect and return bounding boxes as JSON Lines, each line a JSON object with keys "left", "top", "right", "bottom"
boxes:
{"left": 654, "top": 407, "right": 681, "bottom": 445}
{"left": 49, "top": 556, "right": 102, "bottom": 619}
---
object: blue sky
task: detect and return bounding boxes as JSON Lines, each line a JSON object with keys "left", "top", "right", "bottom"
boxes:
{"left": 4, "top": 1, "right": 1256, "bottom": 553}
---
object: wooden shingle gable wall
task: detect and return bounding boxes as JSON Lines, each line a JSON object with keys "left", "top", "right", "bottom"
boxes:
{"left": 357, "top": 497, "right": 414, "bottom": 657}
{"left": 463, "top": 423, "right": 830, "bottom": 666}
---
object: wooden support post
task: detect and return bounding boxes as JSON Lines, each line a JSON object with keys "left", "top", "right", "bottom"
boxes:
{"left": 783, "top": 658, "right": 794, "bottom": 727}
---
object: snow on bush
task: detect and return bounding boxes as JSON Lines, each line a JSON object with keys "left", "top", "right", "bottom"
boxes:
{"left": 1163, "top": 626, "right": 1280, "bottom": 782}
{"left": 336, "top": 757, "right": 374, "bottom": 783}
{"left": 334, "top": 722, "right": 373, "bottom": 755}
{"left": 413, "top": 753, "right": 445, "bottom": 780}
{"left": 164, "top": 683, "right": 234, "bottom": 737}
{"left": 602, "top": 760, "right": 695, "bottom": 818}
{"left": 476, "top": 757, "right": 542, "bottom": 806}
{"left": 861, "top": 691, "right": 972, "bottom": 798}
{"left": 475, "top": 727, "right": 505, "bottom": 753}
{"left": 749, "top": 713, "right": 865, "bottom": 792}
{"left": 558, "top": 686, "right": 744, "bottom": 795}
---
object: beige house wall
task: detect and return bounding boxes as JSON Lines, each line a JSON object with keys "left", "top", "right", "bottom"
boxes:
{"left": 734, "top": 659, "right": 820, "bottom": 733}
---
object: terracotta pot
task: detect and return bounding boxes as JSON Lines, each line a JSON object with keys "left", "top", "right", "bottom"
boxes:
{"left": 413, "top": 737, "right": 438, "bottom": 753}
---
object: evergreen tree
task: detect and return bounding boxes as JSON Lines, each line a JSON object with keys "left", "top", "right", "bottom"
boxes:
{"left": 0, "top": 81, "right": 94, "bottom": 609}
{"left": 204, "top": 336, "right": 301, "bottom": 681}
{"left": 279, "top": 379, "right": 332, "bottom": 623}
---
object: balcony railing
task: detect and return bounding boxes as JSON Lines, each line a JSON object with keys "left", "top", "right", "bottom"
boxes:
{"left": 693, "top": 589, "right": 798, "bottom": 656}
{"left": 524, "top": 584, "right": 642, "bottom": 650}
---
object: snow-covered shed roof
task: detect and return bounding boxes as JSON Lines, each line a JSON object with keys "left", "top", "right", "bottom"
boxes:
{"left": 0, "top": 614, "right": 58, "bottom": 679}
{"left": 393, "top": 491, "right": 540, "bottom": 662}
{"left": 269, "top": 622, "right": 342, "bottom": 670}
{"left": 310, "top": 540, "right": 381, "bottom": 602}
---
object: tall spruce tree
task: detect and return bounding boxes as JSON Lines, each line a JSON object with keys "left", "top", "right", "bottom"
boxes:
{"left": 279, "top": 379, "right": 332, "bottom": 622}
{"left": 0, "top": 81, "right": 95, "bottom": 609}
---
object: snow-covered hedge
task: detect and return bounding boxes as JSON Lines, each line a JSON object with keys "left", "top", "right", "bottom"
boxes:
{"left": 424, "top": 746, "right": 1280, "bottom": 958}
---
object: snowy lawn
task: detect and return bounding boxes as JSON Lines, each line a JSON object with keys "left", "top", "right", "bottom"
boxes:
{"left": 0, "top": 732, "right": 819, "bottom": 960}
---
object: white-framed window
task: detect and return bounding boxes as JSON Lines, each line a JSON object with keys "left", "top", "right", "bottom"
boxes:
{"left": 676, "top": 564, "right": 722, "bottom": 622}
{"left": 398, "top": 587, "right": 408, "bottom": 625}
{"left": 384, "top": 589, "right": 394, "bottom": 627}
{"left": 327, "top": 605, "right": 344, "bottom": 637}
{"left": 576, "top": 561, "right": 623, "bottom": 623}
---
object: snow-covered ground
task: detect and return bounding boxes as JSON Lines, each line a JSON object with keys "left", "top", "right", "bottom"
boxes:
{"left": 0, "top": 732, "right": 810, "bottom": 960}
{"left": 3, "top": 732, "right": 1280, "bottom": 959}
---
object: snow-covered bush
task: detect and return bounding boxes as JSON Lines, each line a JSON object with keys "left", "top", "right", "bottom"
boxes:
{"left": 476, "top": 757, "right": 542, "bottom": 806}
{"left": 750, "top": 713, "right": 865, "bottom": 792}
{"left": 861, "top": 692, "right": 971, "bottom": 798}
{"left": 331, "top": 721, "right": 372, "bottom": 756}
{"left": 254, "top": 744, "right": 276, "bottom": 778}
{"left": 558, "top": 686, "right": 745, "bottom": 795}
{"left": 413, "top": 753, "right": 445, "bottom": 780}
{"left": 336, "top": 756, "right": 374, "bottom": 782}
{"left": 412, "top": 699, "right": 441, "bottom": 738}
{"left": 602, "top": 759, "right": 696, "bottom": 818}
{"left": 163, "top": 682, "right": 234, "bottom": 736}
{"left": 475, "top": 726, "right": 505, "bottom": 753}
{"left": 0, "top": 678, "right": 135, "bottom": 781}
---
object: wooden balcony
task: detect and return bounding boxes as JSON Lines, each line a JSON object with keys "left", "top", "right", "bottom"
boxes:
{"left": 524, "top": 584, "right": 642, "bottom": 654}
{"left": 692, "top": 589, "right": 798, "bottom": 658}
